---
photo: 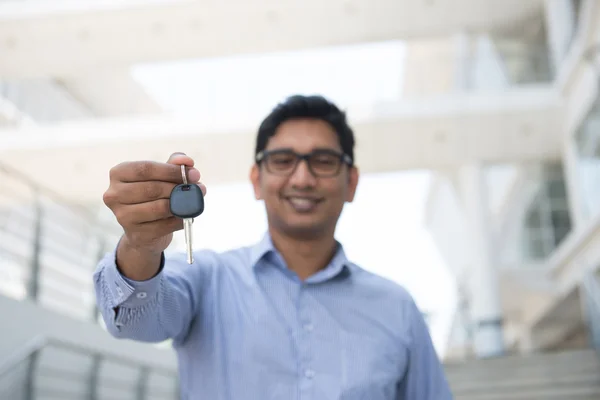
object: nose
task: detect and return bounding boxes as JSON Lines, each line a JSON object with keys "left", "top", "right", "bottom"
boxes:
{"left": 289, "top": 159, "right": 317, "bottom": 188}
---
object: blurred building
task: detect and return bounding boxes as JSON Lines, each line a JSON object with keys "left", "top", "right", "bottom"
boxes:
{"left": 1, "top": 0, "right": 600, "bottom": 399}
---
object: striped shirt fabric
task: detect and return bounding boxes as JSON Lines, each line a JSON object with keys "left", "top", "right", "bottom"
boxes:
{"left": 93, "top": 233, "right": 454, "bottom": 400}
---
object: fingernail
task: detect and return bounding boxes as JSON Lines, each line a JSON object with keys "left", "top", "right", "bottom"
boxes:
{"left": 188, "top": 168, "right": 201, "bottom": 182}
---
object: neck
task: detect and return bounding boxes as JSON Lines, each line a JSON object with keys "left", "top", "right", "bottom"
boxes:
{"left": 268, "top": 227, "right": 338, "bottom": 280}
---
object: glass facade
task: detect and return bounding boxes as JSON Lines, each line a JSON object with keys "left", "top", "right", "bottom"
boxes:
{"left": 522, "top": 163, "right": 572, "bottom": 260}
{"left": 575, "top": 96, "right": 600, "bottom": 219}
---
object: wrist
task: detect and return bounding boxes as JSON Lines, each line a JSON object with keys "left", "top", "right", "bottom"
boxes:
{"left": 120, "top": 234, "right": 164, "bottom": 257}
{"left": 116, "top": 235, "right": 164, "bottom": 281}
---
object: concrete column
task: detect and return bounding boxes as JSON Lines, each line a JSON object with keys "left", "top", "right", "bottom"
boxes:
{"left": 562, "top": 137, "right": 587, "bottom": 228}
{"left": 544, "top": 0, "right": 577, "bottom": 72}
{"left": 517, "top": 327, "right": 537, "bottom": 354}
{"left": 453, "top": 31, "right": 472, "bottom": 91}
{"left": 459, "top": 163, "right": 505, "bottom": 358}
{"left": 453, "top": 32, "right": 510, "bottom": 91}
{"left": 470, "top": 35, "right": 509, "bottom": 90}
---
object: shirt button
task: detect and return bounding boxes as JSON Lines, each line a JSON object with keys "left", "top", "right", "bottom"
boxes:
{"left": 116, "top": 287, "right": 123, "bottom": 296}
{"left": 304, "top": 369, "right": 315, "bottom": 379}
{"left": 136, "top": 292, "right": 147, "bottom": 299}
{"left": 303, "top": 323, "right": 314, "bottom": 332}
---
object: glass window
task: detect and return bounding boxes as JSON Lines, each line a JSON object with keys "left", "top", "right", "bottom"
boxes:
{"left": 575, "top": 96, "right": 600, "bottom": 219}
{"left": 522, "top": 163, "right": 572, "bottom": 261}
{"left": 525, "top": 206, "right": 543, "bottom": 229}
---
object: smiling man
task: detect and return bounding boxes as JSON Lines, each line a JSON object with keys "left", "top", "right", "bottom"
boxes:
{"left": 93, "top": 95, "right": 454, "bottom": 400}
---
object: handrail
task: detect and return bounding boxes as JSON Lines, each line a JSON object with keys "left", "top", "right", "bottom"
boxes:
{"left": 0, "top": 334, "right": 176, "bottom": 380}
{"left": 0, "top": 335, "right": 46, "bottom": 379}
{"left": 0, "top": 159, "right": 123, "bottom": 320}
{"left": 0, "top": 161, "right": 120, "bottom": 235}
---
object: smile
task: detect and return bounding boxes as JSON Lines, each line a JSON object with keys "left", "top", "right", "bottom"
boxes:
{"left": 285, "top": 196, "right": 323, "bottom": 213}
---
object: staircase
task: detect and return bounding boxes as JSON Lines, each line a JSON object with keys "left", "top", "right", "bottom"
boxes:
{"left": 0, "top": 295, "right": 178, "bottom": 400}
{"left": 445, "top": 349, "right": 600, "bottom": 400}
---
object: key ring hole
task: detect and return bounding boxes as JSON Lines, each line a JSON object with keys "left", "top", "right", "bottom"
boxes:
{"left": 182, "top": 185, "right": 191, "bottom": 191}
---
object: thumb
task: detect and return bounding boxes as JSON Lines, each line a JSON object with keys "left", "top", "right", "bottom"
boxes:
{"left": 166, "top": 152, "right": 200, "bottom": 183}
{"left": 167, "top": 152, "right": 194, "bottom": 167}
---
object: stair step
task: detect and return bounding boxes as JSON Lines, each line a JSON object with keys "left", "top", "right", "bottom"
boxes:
{"left": 446, "top": 349, "right": 600, "bottom": 400}
{"left": 450, "top": 371, "right": 600, "bottom": 392}
{"left": 454, "top": 385, "right": 600, "bottom": 400}
{"left": 446, "top": 362, "right": 600, "bottom": 381}
{"left": 445, "top": 349, "right": 599, "bottom": 369}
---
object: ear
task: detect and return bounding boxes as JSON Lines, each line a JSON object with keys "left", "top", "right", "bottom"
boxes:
{"left": 345, "top": 166, "right": 359, "bottom": 203}
{"left": 250, "top": 164, "right": 263, "bottom": 200}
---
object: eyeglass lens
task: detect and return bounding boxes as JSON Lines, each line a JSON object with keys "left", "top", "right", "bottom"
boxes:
{"left": 265, "top": 150, "right": 343, "bottom": 176}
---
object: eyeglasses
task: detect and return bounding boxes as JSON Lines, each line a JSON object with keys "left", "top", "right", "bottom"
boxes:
{"left": 256, "top": 148, "right": 353, "bottom": 177}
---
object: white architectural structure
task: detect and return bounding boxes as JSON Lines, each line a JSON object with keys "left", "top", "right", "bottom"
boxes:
{"left": 1, "top": 0, "right": 599, "bottom": 366}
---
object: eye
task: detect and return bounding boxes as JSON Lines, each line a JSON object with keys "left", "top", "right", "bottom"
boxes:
{"left": 314, "top": 155, "right": 337, "bottom": 165}
{"left": 268, "top": 152, "right": 296, "bottom": 167}
{"left": 271, "top": 155, "right": 293, "bottom": 163}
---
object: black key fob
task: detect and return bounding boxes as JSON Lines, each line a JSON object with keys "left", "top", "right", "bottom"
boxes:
{"left": 169, "top": 184, "right": 204, "bottom": 219}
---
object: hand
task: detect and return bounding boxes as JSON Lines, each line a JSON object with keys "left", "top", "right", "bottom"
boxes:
{"left": 103, "top": 152, "right": 207, "bottom": 254}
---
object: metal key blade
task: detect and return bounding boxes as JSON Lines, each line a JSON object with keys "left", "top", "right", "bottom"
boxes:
{"left": 180, "top": 164, "right": 193, "bottom": 264}
{"left": 184, "top": 219, "right": 193, "bottom": 264}
{"left": 172, "top": 164, "right": 203, "bottom": 265}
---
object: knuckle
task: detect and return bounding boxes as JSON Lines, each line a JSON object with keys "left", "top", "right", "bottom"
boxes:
{"left": 109, "top": 161, "right": 129, "bottom": 181}
{"left": 132, "top": 161, "right": 154, "bottom": 180}
{"left": 102, "top": 189, "right": 116, "bottom": 206}
{"left": 108, "top": 164, "right": 120, "bottom": 181}
{"left": 143, "top": 182, "right": 164, "bottom": 200}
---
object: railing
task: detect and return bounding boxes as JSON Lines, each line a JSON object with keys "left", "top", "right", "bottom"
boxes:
{"left": 582, "top": 270, "right": 600, "bottom": 352}
{"left": 0, "top": 161, "right": 123, "bottom": 322}
{"left": 0, "top": 335, "right": 178, "bottom": 400}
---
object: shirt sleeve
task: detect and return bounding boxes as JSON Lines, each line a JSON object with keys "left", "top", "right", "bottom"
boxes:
{"left": 397, "top": 298, "right": 455, "bottom": 400}
{"left": 92, "top": 244, "right": 213, "bottom": 344}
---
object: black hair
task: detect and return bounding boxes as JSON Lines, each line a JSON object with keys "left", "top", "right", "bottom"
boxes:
{"left": 255, "top": 94, "right": 355, "bottom": 165}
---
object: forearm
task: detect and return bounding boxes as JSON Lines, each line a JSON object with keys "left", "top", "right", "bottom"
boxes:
{"left": 116, "top": 235, "right": 163, "bottom": 281}
{"left": 93, "top": 249, "right": 196, "bottom": 343}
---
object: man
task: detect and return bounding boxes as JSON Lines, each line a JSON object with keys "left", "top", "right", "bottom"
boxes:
{"left": 94, "top": 95, "right": 453, "bottom": 399}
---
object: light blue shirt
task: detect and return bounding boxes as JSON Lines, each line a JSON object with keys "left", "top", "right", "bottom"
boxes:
{"left": 93, "top": 233, "right": 453, "bottom": 400}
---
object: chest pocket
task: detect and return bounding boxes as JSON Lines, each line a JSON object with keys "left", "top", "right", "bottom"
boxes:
{"left": 340, "top": 331, "right": 407, "bottom": 400}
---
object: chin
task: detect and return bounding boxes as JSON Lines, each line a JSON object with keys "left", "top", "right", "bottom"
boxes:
{"left": 277, "top": 221, "right": 328, "bottom": 240}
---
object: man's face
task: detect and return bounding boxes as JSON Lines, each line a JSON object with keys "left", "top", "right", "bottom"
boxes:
{"left": 250, "top": 118, "right": 359, "bottom": 239}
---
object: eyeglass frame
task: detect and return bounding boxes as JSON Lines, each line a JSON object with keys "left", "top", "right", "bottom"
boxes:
{"left": 255, "top": 148, "right": 353, "bottom": 177}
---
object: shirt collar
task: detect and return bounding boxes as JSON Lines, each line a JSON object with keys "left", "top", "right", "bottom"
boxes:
{"left": 249, "top": 232, "right": 277, "bottom": 267}
{"left": 249, "top": 232, "right": 352, "bottom": 281}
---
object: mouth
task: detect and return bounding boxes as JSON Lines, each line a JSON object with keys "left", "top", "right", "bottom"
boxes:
{"left": 284, "top": 196, "right": 324, "bottom": 213}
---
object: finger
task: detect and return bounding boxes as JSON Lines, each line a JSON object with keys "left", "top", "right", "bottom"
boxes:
{"left": 139, "top": 216, "right": 184, "bottom": 236}
{"left": 115, "top": 199, "right": 172, "bottom": 226}
{"left": 115, "top": 181, "right": 177, "bottom": 205}
{"left": 166, "top": 153, "right": 201, "bottom": 183}
{"left": 113, "top": 161, "right": 200, "bottom": 184}
{"left": 126, "top": 217, "right": 183, "bottom": 246}
{"left": 185, "top": 167, "right": 201, "bottom": 183}
{"left": 167, "top": 152, "right": 195, "bottom": 167}
{"left": 197, "top": 182, "right": 207, "bottom": 197}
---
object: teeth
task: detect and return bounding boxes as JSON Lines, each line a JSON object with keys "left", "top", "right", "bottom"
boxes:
{"left": 288, "top": 197, "right": 318, "bottom": 212}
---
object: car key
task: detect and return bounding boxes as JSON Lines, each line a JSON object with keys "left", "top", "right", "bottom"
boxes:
{"left": 169, "top": 165, "right": 205, "bottom": 264}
